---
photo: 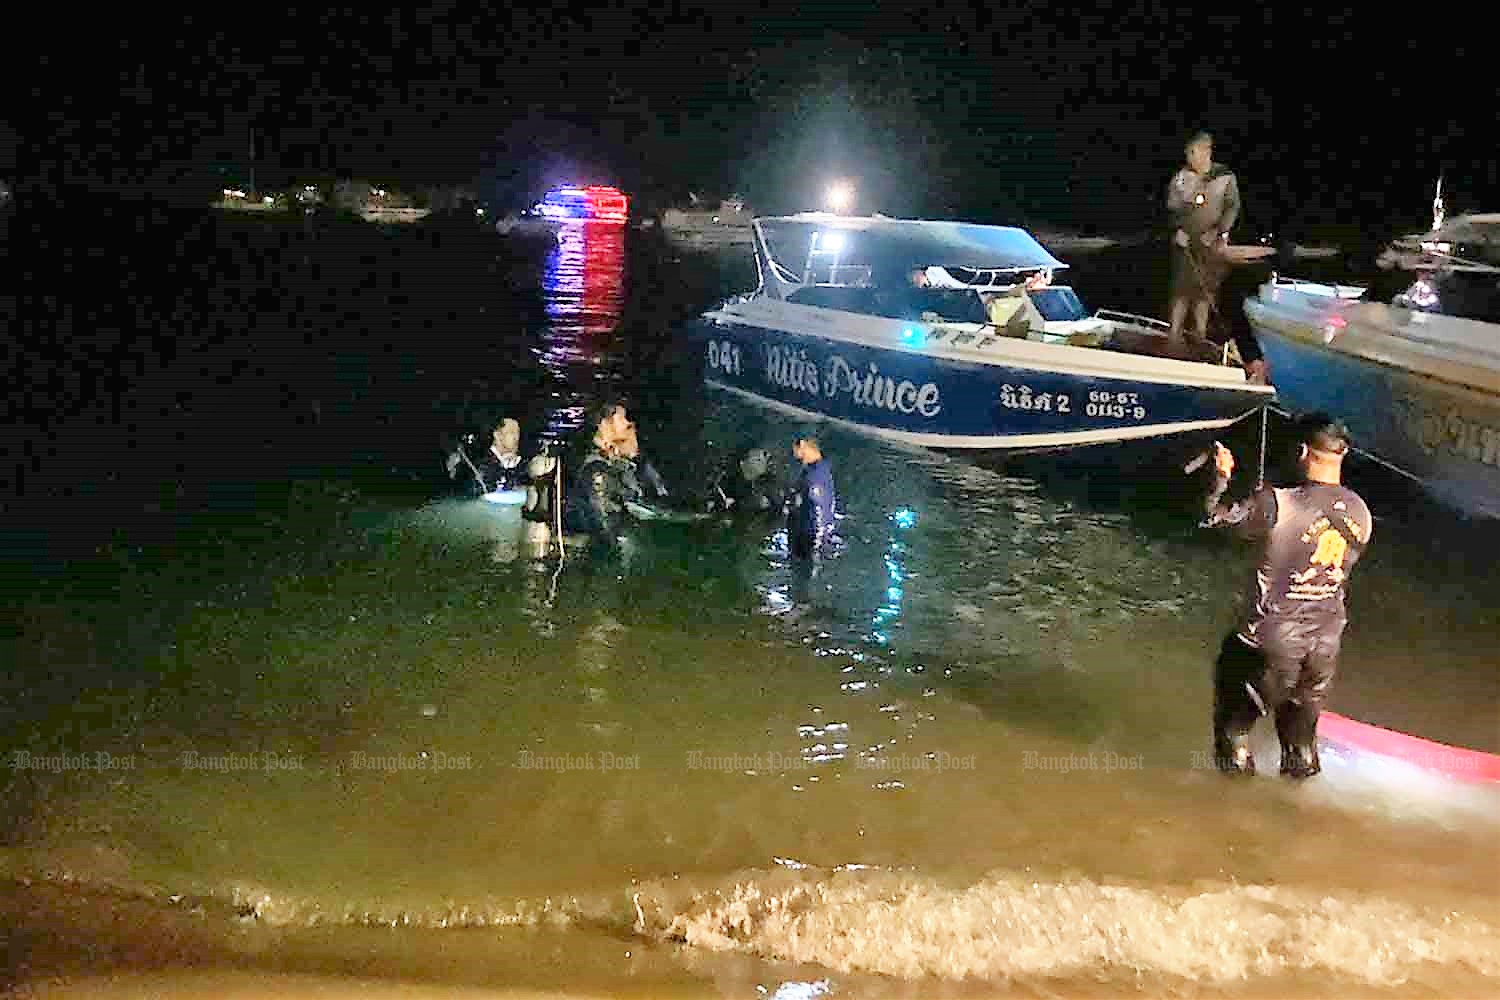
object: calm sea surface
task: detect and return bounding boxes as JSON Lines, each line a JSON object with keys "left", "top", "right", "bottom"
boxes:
{"left": 2, "top": 207, "right": 1497, "bottom": 997}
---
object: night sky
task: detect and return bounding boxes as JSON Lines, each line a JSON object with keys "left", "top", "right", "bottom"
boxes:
{"left": 20, "top": 1, "right": 1497, "bottom": 233}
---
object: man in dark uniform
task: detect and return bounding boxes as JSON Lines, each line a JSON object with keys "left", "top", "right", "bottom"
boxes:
{"left": 786, "top": 432, "right": 837, "bottom": 563}
{"left": 1201, "top": 415, "right": 1373, "bottom": 778}
{"left": 1167, "top": 131, "right": 1240, "bottom": 351}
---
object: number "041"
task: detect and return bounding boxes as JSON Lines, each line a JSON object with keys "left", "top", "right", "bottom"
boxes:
{"left": 708, "top": 340, "right": 742, "bottom": 375}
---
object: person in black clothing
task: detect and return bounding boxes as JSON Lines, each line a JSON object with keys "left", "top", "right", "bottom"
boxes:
{"left": 1201, "top": 415, "right": 1373, "bottom": 778}
{"left": 447, "top": 418, "right": 526, "bottom": 494}
{"left": 1213, "top": 260, "right": 1270, "bottom": 385}
{"left": 710, "top": 447, "right": 785, "bottom": 519}
{"left": 564, "top": 401, "right": 669, "bottom": 555}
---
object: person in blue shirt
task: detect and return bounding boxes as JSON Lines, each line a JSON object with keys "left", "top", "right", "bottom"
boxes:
{"left": 787, "top": 432, "right": 837, "bottom": 562}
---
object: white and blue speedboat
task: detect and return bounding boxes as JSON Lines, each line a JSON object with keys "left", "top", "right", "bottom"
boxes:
{"left": 1245, "top": 212, "right": 1500, "bottom": 517}
{"left": 695, "top": 213, "right": 1273, "bottom": 452}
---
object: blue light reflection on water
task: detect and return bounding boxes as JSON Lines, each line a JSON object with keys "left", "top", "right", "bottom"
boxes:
{"left": 537, "top": 222, "right": 626, "bottom": 447}
{"left": 869, "top": 508, "right": 916, "bottom": 646}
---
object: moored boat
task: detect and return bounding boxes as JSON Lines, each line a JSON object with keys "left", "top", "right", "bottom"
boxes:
{"left": 693, "top": 213, "right": 1273, "bottom": 453}
{"left": 1245, "top": 212, "right": 1500, "bottom": 517}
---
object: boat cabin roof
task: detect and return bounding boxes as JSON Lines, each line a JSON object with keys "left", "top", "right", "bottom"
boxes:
{"left": 756, "top": 214, "right": 1068, "bottom": 283}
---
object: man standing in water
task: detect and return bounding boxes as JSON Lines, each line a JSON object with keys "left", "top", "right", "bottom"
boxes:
{"left": 565, "top": 399, "right": 669, "bottom": 555}
{"left": 446, "top": 417, "right": 526, "bottom": 494}
{"left": 1167, "top": 131, "right": 1241, "bottom": 352}
{"left": 787, "top": 432, "right": 837, "bottom": 564}
{"left": 1202, "top": 415, "right": 1373, "bottom": 778}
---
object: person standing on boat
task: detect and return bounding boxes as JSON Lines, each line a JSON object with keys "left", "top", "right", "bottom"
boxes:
{"left": 1167, "top": 131, "right": 1240, "bottom": 350}
{"left": 1201, "top": 415, "right": 1373, "bottom": 779}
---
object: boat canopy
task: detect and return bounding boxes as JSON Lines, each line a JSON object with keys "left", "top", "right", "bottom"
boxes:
{"left": 1384, "top": 212, "right": 1500, "bottom": 273}
{"left": 755, "top": 214, "right": 1068, "bottom": 289}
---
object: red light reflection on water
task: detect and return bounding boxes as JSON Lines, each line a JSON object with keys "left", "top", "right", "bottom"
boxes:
{"left": 538, "top": 222, "right": 626, "bottom": 441}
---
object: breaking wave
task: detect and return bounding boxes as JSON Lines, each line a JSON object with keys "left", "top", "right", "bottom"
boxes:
{"left": 634, "top": 863, "right": 1500, "bottom": 987}
{"left": 7, "top": 848, "right": 1498, "bottom": 992}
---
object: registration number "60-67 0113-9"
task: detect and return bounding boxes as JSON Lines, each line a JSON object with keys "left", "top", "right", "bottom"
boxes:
{"left": 1086, "top": 390, "right": 1146, "bottom": 420}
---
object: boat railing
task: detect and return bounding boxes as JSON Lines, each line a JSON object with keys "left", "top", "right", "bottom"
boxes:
{"left": 1094, "top": 309, "right": 1170, "bottom": 331}
{"left": 1268, "top": 274, "right": 1367, "bottom": 299}
{"left": 1091, "top": 309, "right": 1244, "bottom": 367}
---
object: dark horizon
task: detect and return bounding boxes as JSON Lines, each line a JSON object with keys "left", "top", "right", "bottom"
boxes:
{"left": 17, "top": 3, "right": 1496, "bottom": 233}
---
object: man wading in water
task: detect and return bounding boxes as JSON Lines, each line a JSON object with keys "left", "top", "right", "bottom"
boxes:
{"left": 1202, "top": 415, "right": 1373, "bottom": 778}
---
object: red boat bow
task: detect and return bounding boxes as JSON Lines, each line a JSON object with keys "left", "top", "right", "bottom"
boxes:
{"left": 1320, "top": 711, "right": 1500, "bottom": 784}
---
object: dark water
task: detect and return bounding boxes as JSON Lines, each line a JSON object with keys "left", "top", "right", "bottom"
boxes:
{"left": 2, "top": 204, "right": 1498, "bottom": 998}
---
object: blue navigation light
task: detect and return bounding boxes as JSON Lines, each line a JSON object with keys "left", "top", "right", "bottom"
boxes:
{"left": 891, "top": 507, "right": 917, "bottom": 528}
{"left": 900, "top": 326, "right": 925, "bottom": 347}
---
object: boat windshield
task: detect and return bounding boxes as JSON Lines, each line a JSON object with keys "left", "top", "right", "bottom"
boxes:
{"left": 900, "top": 288, "right": 989, "bottom": 324}
{"left": 1028, "top": 287, "right": 1090, "bottom": 322}
{"left": 785, "top": 284, "right": 988, "bottom": 324}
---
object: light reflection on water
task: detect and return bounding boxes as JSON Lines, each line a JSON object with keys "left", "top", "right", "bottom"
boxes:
{"left": 535, "top": 221, "right": 626, "bottom": 446}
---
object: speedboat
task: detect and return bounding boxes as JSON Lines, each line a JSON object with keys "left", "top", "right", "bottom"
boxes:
{"left": 1244, "top": 212, "right": 1500, "bottom": 517}
{"left": 693, "top": 213, "right": 1272, "bottom": 452}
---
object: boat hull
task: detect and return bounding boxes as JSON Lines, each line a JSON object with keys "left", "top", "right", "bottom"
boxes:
{"left": 693, "top": 312, "right": 1269, "bottom": 452}
{"left": 1248, "top": 302, "right": 1500, "bottom": 517}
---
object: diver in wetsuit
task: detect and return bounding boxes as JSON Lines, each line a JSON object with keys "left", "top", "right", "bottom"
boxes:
{"left": 447, "top": 418, "right": 526, "bottom": 494}
{"left": 787, "top": 433, "right": 837, "bottom": 563}
{"left": 710, "top": 447, "right": 785, "bottom": 518}
{"left": 1201, "top": 415, "right": 1373, "bottom": 778}
{"left": 564, "top": 400, "right": 670, "bottom": 555}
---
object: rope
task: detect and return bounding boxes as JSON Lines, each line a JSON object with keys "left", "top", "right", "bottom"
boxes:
{"left": 1179, "top": 237, "right": 1230, "bottom": 342}
{"left": 1257, "top": 403, "right": 1269, "bottom": 491}
{"left": 554, "top": 456, "right": 565, "bottom": 563}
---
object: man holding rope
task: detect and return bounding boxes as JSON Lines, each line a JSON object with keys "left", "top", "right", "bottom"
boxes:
{"left": 1201, "top": 415, "right": 1373, "bottom": 779}
{"left": 1167, "top": 131, "right": 1241, "bottom": 354}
